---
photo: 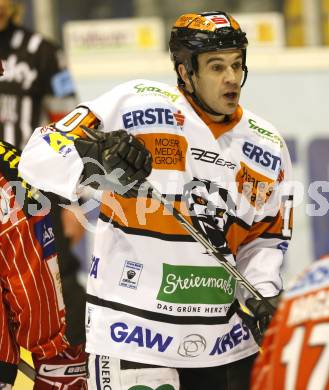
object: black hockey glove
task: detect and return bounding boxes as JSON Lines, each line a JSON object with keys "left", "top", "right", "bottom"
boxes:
{"left": 74, "top": 126, "right": 152, "bottom": 196}
{"left": 237, "top": 292, "right": 282, "bottom": 345}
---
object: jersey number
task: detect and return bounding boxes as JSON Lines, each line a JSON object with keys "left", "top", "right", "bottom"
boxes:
{"left": 281, "top": 323, "right": 329, "bottom": 390}
{"left": 281, "top": 195, "right": 293, "bottom": 238}
{"left": 56, "top": 107, "right": 89, "bottom": 132}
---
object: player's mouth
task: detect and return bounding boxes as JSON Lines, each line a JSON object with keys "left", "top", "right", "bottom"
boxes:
{"left": 223, "top": 92, "right": 238, "bottom": 101}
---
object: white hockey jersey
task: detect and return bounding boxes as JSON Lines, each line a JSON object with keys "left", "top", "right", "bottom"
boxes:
{"left": 19, "top": 79, "right": 293, "bottom": 367}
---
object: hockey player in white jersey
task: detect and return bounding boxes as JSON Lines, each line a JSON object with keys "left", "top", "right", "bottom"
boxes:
{"left": 19, "top": 11, "right": 294, "bottom": 390}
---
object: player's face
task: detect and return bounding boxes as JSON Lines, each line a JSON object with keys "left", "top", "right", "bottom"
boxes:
{"left": 0, "top": 0, "right": 12, "bottom": 31}
{"left": 189, "top": 50, "right": 243, "bottom": 119}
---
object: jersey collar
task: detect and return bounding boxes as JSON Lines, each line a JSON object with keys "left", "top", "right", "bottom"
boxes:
{"left": 180, "top": 88, "right": 243, "bottom": 139}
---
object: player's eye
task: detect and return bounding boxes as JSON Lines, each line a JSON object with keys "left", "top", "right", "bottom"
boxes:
{"left": 232, "top": 62, "right": 243, "bottom": 71}
{"left": 210, "top": 63, "right": 225, "bottom": 72}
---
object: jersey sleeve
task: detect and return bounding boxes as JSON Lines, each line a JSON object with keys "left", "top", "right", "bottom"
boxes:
{"left": 0, "top": 175, "right": 68, "bottom": 364}
{"left": 19, "top": 82, "right": 127, "bottom": 200}
{"left": 235, "top": 140, "right": 294, "bottom": 301}
{"left": 19, "top": 105, "right": 100, "bottom": 200}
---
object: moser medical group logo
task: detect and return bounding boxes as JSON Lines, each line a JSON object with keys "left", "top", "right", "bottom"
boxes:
{"left": 157, "top": 264, "right": 236, "bottom": 304}
{"left": 137, "top": 133, "right": 188, "bottom": 171}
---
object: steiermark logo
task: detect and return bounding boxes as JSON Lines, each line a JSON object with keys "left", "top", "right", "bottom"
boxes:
{"left": 157, "top": 264, "right": 236, "bottom": 304}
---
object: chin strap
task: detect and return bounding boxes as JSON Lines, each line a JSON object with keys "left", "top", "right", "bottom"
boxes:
{"left": 183, "top": 62, "right": 225, "bottom": 117}
{"left": 186, "top": 88, "right": 226, "bottom": 117}
{"left": 241, "top": 65, "right": 248, "bottom": 87}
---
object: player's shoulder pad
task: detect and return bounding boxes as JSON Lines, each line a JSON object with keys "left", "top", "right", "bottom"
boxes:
{"left": 0, "top": 140, "right": 41, "bottom": 212}
{"left": 119, "top": 79, "right": 182, "bottom": 105}
{"left": 241, "top": 108, "right": 284, "bottom": 150}
{"left": 81, "top": 79, "right": 183, "bottom": 127}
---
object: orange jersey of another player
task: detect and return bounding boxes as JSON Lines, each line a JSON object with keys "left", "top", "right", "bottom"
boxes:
{"left": 251, "top": 257, "right": 329, "bottom": 390}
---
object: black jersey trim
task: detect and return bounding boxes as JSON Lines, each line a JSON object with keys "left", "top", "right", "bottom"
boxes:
{"left": 253, "top": 214, "right": 278, "bottom": 224}
{"left": 259, "top": 232, "right": 287, "bottom": 240}
{"left": 86, "top": 293, "right": 239, "bottom": 325}
{"left": 99, "top": 212, "right": 196, "bottom": 242}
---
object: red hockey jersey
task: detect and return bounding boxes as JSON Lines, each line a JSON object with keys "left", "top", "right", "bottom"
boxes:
{"left": 251, "top": 257, "right": 329, "bottom": 390}
{"left": 0, "top": 140, "right": 68, "bottom": 366}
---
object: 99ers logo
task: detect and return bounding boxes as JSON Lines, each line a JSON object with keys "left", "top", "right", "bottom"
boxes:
{"left": 191, "top": 147, "right": 236, "bottom": 170}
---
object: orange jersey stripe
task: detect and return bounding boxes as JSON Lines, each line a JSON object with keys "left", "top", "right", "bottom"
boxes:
{"left": 100, "top": 192, "right": 193, "bottom": 237}
{"left": 225, "top": 222, "right": 249, "bottom": 255}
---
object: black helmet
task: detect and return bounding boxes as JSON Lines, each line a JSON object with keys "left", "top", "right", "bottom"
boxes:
{"left": 169, "top": 11, "right": 248, "bottom": 89}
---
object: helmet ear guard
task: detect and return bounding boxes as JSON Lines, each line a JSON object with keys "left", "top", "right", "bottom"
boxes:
{"left": 169, "top": 11, "right": 249, "bottom": 115}
{"left": 240, "top": 57, "right": 248, "bottom": 88}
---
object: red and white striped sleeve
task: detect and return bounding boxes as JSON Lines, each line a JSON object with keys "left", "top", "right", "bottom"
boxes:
{"left": 0, "top": 175, "right": 68, "bottom": 365}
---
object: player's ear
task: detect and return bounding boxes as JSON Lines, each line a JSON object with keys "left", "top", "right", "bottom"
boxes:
{"left": 178, "top": 64, "right": 193, "bottom": 93}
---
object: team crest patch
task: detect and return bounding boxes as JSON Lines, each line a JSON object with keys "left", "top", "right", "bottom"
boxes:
{"left": 119, "top": 260, "right": 143, "bottom": 289}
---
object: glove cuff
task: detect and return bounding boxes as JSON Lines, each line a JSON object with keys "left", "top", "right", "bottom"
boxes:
{"left": 75, "top": 138, "right": 104, "bottom": 189}
{"left": 0, "top": 361, "right": 17, "bottom": 385}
